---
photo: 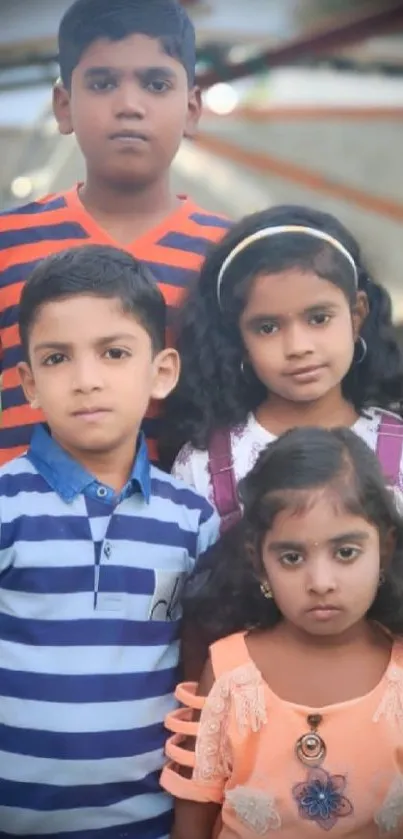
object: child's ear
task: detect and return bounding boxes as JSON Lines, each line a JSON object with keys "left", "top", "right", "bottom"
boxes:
{"left": 53, "top": 80, "right": 74, "bottom": 136}
{"left": 17, "top": 362, "right": 40, "bottom": 409}
{"left": 150, "top": 348, "right": 180, "bottom": 401}
{"left": 381, "top": 525, "right": 396, "bottom": 569}
{"left": 184, "top": 86, "right": 202, "bottom": 140}
{"left": 352, "top": 290, "right": 369, "bottom": 338}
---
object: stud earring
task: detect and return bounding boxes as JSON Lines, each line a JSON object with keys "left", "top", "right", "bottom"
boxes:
{"left": 260, "top": 581, "right": 273, "bottom": 600}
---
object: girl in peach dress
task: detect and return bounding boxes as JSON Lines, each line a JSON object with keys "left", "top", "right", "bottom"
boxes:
{"left": 162, "top": 426, "right": 403, "bottom": 838}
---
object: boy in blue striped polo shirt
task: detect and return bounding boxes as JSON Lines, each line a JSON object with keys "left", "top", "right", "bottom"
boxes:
{"left": 0, "top": 245, "right": 219, "bottom": 838}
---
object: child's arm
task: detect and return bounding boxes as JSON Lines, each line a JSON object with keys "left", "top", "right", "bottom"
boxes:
{"left": 181, "top": 618, "right": 209, "bottom": 682}
{"left": 171, "top": 800, "right": 220, "bottom": 839}
{"left": 164, "top": 658, "right": 222, "bottom": 839}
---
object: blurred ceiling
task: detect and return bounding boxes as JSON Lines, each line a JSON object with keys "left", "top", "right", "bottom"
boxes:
{"left": 0, "top": 0, "right": 402, "bottom": 88}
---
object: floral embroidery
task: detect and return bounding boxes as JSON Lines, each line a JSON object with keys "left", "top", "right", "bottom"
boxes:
{"left": 173, "top": 443, "right": 192, "bottom": 469}
{"left": 193, "top": 663, "right": 267, "bottom": 784}
{"left": 375, "top": 774, "right": 403, "bottom": 833}
{"left": 293, "top": 767, "right": 353, "bottom": 831}
{"left": 232, "top": 422, "right": 248, "bottom": 441}
{"left": 373, "top": 650, "right": 403, "bottom": 731}
{"left": 226, "top": 785, "right": 281, "bottom": 833}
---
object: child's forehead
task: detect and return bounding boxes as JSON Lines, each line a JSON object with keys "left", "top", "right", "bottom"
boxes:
{"left": 75, "top": 31, "right": 185, "bottom": 74}
{"left": 267, "top": 487, "right": 373, "bottom": 539}
{"left": 31, "top": 294, "right": 141, "bottom": 333}
{"left": 269, "top": 486, "right": 352, "bottom": 522}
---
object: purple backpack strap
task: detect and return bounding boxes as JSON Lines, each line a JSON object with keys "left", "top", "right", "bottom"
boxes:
{"left": 376, "top": 412, "right": 403, "bottom": 487}
{"left": 207, "top": 428, "right": 242, "bottom": 532}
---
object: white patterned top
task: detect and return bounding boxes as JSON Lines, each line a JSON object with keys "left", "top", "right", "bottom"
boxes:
{"left": 173, "top": 408, "right": 403, "bottom": 510}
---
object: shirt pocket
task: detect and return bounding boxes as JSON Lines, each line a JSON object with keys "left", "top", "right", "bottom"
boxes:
{"left": 148, "top": 569, "right": 186, "bottom": 622}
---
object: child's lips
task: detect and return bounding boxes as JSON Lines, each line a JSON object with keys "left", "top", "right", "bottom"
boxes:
{"left": 109, "top": 130, "right": 150, "bottom": 145}
{"left": 72, "top": 408, "right": 111, "bottom": 421}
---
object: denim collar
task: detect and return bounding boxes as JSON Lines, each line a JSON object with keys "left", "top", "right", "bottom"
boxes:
{"left": 27, "top": 424, "right": 151, "bottom": 503}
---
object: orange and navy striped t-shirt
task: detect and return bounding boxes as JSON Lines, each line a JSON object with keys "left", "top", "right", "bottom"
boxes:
{"left": 0, "top": 187, "right": 230, "bottom": 466}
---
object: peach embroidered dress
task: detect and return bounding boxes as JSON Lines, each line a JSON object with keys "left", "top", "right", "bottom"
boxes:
{"left": 161, "top": 632, "right": 403, "bottom": 837}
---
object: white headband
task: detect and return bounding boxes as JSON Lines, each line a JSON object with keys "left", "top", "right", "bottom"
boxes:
{"left": 216, "top": 225, "right": 358, "bottom": 306}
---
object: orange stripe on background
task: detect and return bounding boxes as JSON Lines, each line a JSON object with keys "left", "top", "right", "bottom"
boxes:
{"left": 4, "top": 239, "right": 91, "bottom": 269}
{"left": 158, "top": 285, "right": 187, "bottom": 308}
{"left": 196, "top": 133, "right": 403, "bottom": 223}
{"left": 2, "top": 324, "right": 19, "bottom": 351}
{"left": 1, "top": 405, "right": 42, "bottom": 428}
{"left": 0, "top": 281, "right": 24, "bottom": 311}
{"left": 0, "top": 446, "right": 27, "bottom": 466}
{"left": 3, "top": 368, "right": 23, "bottom": 389}
{"left": 132, "top": 244, "right": 204, "bottom": 270}
{"left": 1, "top": 208, "right": 74, "bottom": 231}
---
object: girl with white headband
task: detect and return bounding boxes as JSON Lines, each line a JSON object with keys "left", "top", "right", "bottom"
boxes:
{"left": 165, "top": 204, "right": 403, "bottom": 529}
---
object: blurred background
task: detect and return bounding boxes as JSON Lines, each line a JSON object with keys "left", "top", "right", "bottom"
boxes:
{"left": 1, "top": 0, "right": 403, "bottom": 327}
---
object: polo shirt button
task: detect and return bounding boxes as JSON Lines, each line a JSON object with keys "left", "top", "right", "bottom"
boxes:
{"left": 97, "top": 486, "right": 108, "bottom": 498}
{"left": 104, "top": 543, "right": 112, "bottom": 559}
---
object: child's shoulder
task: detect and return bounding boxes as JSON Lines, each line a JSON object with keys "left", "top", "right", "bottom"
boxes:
{"left": 0, "top": 450, "right": 45, "bottom": 504}
{"left": 0, "top": 190, "right": 70, "bottom": 223}
{"left": 149, "top": 462, "right": 216, "bottom": 519}
{"left": 0, "top": 450, "right": 37, "bottom": 481}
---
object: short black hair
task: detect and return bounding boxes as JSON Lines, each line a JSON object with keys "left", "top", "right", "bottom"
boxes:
{"left": 58, "top": 0, "right": 196, "bottom": 88}
{"left": 184, "top": 426, "right": 403, "bottom": 641}
{"left": 19, "top": 245, "right": 166, "bottom": 359}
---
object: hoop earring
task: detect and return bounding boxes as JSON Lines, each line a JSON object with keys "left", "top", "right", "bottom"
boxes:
{"left": 260, "top": 581, "right": 273, "bottom": 600}
{"left": 378, "top": 569, "right": 386, "bottom": 587}
{"left": 240, "top": 361, "right": 245, "bottom": 376}
{"left": 354, "top": 335, "right": 367, "bottom": 365}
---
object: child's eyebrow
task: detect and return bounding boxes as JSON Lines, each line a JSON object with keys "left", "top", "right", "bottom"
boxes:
{"left": 244, "top": 301, "right": 340, "bottom": 325}
{"left": 33, "top": 334, "right": 137, "bottom": 352}
{"left": 267, "top": 532, "right": 370, "bottom": 551}
{"left": 33, "top": 341, "right": 71, "bottom": 353}
{"left": 83, "top": 66, "right": 178, "bottom": 80}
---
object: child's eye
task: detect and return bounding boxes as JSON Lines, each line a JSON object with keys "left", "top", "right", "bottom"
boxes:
{"left": 104, "top": 348, "right": 130, "bottom": 360}
{"left": 309, "top": 312, "right": 331, "bottom": 326}
{"left": 90, "top": 80, "right": 116, "bottom": 92}
{"left": 259, "top": 322, "right": 278, "bottom": 336}
{"left": 147, "top": 79, "right": 171, "bottom": 93}
{"left": 335, "top": 545, "right": 361, "bottom": 562}
{"left": 279, "top": 551, "right": 303, "bottom": 566}
{"left": 43, "top": 353, "right": 66, "bottom": 366}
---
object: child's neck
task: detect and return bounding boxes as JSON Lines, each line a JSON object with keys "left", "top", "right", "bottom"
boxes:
{"left": 273, "top": 617, "right": 383, "bottom": 652}
{"left": 53, "top": 434, "right": 138, "bottom": 493}
{"left": 256, "top": 388, "right": 358, "bottom": 437}
{"left": 78, "top": 175, "right": 180, "bottom": 245}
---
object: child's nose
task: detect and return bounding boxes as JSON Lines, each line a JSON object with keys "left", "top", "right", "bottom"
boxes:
{"left": 283, "top": 323, "right": 315, "bottom": 358}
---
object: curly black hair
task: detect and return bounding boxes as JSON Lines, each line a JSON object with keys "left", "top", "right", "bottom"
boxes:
{"left": 164, "top": 204, "right": 403, "bottom": 453}
{"left": 184, "top": 426, "right": 403, "bottom": 643}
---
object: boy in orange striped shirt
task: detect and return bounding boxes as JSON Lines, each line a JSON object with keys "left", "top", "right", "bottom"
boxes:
{"left": 0, "top": 0, "right": 230, "bottom": 465}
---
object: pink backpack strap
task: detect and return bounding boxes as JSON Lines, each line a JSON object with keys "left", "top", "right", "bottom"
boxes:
{"left": 376, "top": 412, "right": 403, "bottom": 487}
{"left": 207, "top": 428, "right": 242, "bottom": 532}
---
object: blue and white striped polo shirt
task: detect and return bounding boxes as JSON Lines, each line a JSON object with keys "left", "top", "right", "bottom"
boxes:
{"left": 0, "top": 425, "right": 219, "bottom": 838}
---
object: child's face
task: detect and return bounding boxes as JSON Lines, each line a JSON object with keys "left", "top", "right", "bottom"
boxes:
{"left": 18, "top": 295, "right": 179, "bottom": 462}
{"left": 54, "top": 33, "right": 200, "bottom": 187}
{"left": 239, "top": 268, "right": 367, "bottom": 405}
{"left": 260, "top": 489, "right": 384, "bottom": 639}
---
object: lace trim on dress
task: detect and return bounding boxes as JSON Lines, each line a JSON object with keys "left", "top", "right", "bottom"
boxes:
{"left": 373, "top": 645, "right": 403, "bottom": 730}
{"left": 193, "top": 662, "right": 267, "bottom": 784}
{"left": 374, "top": 774, "right": 403, "bottom": 834}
